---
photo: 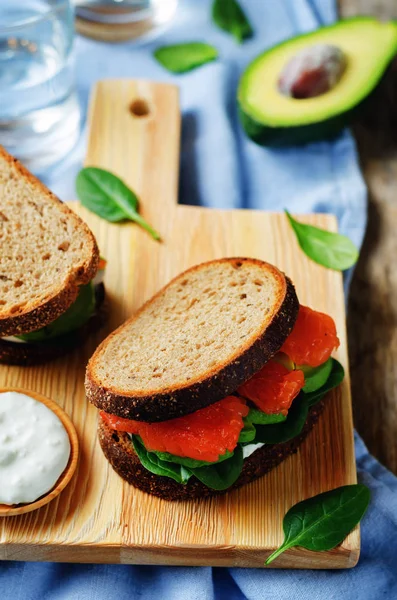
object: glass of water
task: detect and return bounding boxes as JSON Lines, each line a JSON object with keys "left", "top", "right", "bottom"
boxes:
{"left": 0, "top": 0, "right": 81, "bottom": 173}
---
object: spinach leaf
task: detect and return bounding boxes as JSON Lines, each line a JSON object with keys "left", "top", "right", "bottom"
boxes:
{"left": 154, "top": 42, "right": 218, "bottom": 74}
{"left": 253, "top": 393, "right": 309, "bottom": 445}
{"left": 285, "top": 211, "right": 358, "bottom": 271}
{"left": 76, "top": 167, "right": 160, "bottom": 241}
{"left": 246, "top": 408, "right": 287, "bottom": 425}
{"left": 304, "top": 359, "right": 344, "bottom": 407}
{"left": 238, "top": 419, "right": 256, "bottom": 443}
{"left": 191, "top": 445, "right": 243, "bottom": 490}
{"left": 212, "top": 0, "right": 253, "bottom": 44}
{"left": 132, "top": 437, "right": 191, "bottom": 484}
{"left": 301, "top": 358, "right": 333, "bottom": 394}
{"left": 149, "top": 449, "right": 233, "bottom": 469}
{"left": 18, "top": 282, "right": 96, "bottom": 342}
{"left": 266, "top": 484, "right": 370, "bottom": 565}
{"left": 133, "top": 437, "right": 243, "bottom": 491}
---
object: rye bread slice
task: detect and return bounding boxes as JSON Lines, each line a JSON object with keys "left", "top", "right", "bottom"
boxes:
{"left": 86, "top": 258, "right": 299, "bottom": 422}
{"left": 0, "top": 284, "right": 106, "bottom": 366}
{"left": 0, "top": 145, "right": 99, "bottom": 336}
{"left": 98, "top": 398, "right": 326, "bottom": 500}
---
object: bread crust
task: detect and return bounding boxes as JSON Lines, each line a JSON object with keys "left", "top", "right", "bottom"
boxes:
{"left": 0, "top": 284, "right": 106, "bottom": 366}
{"left": 98, "top": 399, "right": 326, "bottom": 500}
{"left": 0, "top": 146, "right": 99, "bottom": 336}
{"left": 86, "top": 258, "right": 299, "bottom": 422}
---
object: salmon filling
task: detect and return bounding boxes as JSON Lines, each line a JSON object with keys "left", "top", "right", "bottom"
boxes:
{"left": 101, "top": 396, "right": 248, "bottom": 463}
{"left": 102, "top": 305, "right": 339, "bottom": 462}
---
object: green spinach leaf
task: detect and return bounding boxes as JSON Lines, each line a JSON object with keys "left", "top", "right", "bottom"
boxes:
{"left": 253, "top": 393, "right": 309, "bottom": 445}
{"left": 301, "top": 358, "right": 333, "bottom": 394}
{"left": 285, "top": 211, "right": 358, "bottom": 271}
{"left": 76, "top": 167, "right": 160, "bottom": 241}
{"left": 304, "top": 359, "right": 344, "bottom": 407}
{"left": 266, "top": 484, "right": 370, "bottom": 564}
{"left": 150, "top": 448, "right": 233, "bottom": 469}
{"left": 154, "top": 42, "right": 218, "bottom": 74}
{"left": 132, "top": 437, "right": 191, "bottom": 484}
{"left": 191, "top": 445, "right": 243, "bottom": 490}
{"left": 238, "top": 419, "right": 256, "bottom": 443}
{"left": 246, "top": 408, "right": 287, "bottom": 425}
{"left": 212, "top": 0, "right": 253, "bottom": 44}
{"left": 133, "top": 437, "right": 243, "bottom": 491}
{"left": 18, "top": 282, "right": 96, "bottom": 342}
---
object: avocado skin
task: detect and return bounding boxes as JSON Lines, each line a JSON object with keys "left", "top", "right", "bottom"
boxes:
{"left": 239, "top": 105, "right": 358, "bottom": 147}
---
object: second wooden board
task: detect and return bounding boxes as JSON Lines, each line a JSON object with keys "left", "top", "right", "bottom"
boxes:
{"left": 0, "top": 80, "right": 358, "bottom": 568}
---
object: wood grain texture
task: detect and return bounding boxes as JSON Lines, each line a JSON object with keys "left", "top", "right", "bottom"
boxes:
{"left": 0, "top": 80, "right": 358, "bottom": 568}
{"left": 0, "top": 388, "right": 79, "bottom": 517}
{"left": 339, "top": 0, "right": 397, "bottom": 474}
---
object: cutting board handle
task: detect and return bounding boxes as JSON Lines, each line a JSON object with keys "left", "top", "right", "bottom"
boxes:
{"left": 85, "top": 80, "right": 181, "bottom": 219}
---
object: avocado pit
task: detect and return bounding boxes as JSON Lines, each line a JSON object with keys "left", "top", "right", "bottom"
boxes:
{"left": 278, "top": 44, "right": 347, "bottom": 99}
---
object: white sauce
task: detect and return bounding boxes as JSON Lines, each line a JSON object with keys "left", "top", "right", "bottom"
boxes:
{"left": 242, "top": 442, "right": 265, "bottom": 460}
{"left": 93, "top": 269, "right": 105, "bottom": 286}
{"left": 0, "top": 392, "right": 70, "bottom": 505}
{"left": 1, "top": 336, "right": 28, "bottom": 344}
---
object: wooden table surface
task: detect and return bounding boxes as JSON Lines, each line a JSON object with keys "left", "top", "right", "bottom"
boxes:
{"left": 340, "top": 0, "right": 397, "bottom": 474}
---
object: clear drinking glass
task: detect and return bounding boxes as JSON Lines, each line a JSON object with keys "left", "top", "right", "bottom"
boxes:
{"left": 0, "top": 0, "right": 81, "bottom": 173}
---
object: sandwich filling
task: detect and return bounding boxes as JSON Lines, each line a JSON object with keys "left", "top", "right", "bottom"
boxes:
{"left": 101, "top": 305, "right": 344, "bottom": 491}
{"left": 1, "top": 258, "right": 106, "bottom": 345}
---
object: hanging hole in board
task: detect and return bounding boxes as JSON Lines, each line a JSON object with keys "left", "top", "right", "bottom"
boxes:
{"left": 129, "top": 99, "right": 151, "bottom": 118}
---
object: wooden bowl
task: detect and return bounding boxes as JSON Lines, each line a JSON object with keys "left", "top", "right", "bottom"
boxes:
{"left": 0, "top": 388, "right": 79, "bottom": 517}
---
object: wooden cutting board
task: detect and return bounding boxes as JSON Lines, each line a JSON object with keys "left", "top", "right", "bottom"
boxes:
{"left": 0, "top": 80, "right": 358, "bottom": 569}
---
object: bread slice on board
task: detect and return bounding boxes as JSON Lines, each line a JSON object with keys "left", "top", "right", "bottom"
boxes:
{"left": 86, "top": 258, "right": 299, "bottom": 422}
{"left": 98, "top": 399, "right": 325, "bottom": 500}
{"left": 0, "top": 145, "right": 99, "bottom": 336}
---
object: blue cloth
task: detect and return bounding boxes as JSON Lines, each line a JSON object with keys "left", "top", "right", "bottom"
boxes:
{"left": 2, "top": 0, "right": 396, "bottom": 598}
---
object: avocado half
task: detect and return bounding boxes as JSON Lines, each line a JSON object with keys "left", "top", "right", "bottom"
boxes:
{"left": 238, "top": 17, "right": 397, "bottom": 146}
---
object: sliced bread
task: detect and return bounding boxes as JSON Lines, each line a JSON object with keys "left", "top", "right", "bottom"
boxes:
{"left": 0, "top": 146, "right": 99, "bottom": 336}
{"left": 86, "top": 258, "right": 299, "bottom": 421}
{"left": 98, "top": 399, "right": 325, "bottom": 500}
{"left": 0, "top": 283, "right": 106, "bottom": 366}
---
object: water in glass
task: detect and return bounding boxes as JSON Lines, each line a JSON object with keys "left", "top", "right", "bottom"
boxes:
{"left": 0, "top": 0, "right": 81, "bottom": 172}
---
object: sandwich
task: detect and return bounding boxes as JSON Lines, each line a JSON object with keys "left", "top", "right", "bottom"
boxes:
{"left": 86, "top": 258, "right": 343, "bottom": 500}
{"left": 0, "top": 146, "right": 106, "bottom": 365}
